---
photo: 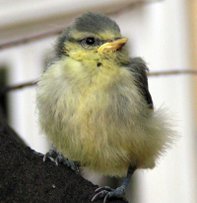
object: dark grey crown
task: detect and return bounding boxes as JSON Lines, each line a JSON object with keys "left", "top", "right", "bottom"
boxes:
{"left": 56, "top": 13, "right": 120, "bottom": 57}
{"left": 74, "top": 12, "right": 120, "bottom": 34}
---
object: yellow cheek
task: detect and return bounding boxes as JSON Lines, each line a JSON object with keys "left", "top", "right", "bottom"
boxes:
{"left": 70, "top": 50, "right": 86, "bottom": 60}
{"left": 69, "top": 51, "right": 101, "bottom": 69}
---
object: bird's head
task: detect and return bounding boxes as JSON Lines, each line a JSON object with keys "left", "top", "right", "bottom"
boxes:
{"left": 56, "top": 13, "right": 130, "bottom": 67}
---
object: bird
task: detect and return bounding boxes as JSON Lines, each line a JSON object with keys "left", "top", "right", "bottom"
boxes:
{"left": 36, "top": 12, "right": 174, "bottom": 203}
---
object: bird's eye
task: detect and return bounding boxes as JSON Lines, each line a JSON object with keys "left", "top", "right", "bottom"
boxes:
{"left": 80, "top": 37, "right": 100, "bottom": 49}
{"left": 85, "top": 37, "right": 95, "bottom": 45}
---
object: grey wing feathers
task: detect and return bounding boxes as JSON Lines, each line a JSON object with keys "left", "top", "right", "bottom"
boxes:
{"left": 128, "top": 57, "right": 153, "bottom": 109}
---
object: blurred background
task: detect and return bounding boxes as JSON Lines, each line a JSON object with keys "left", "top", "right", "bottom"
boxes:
{"left": 0, "top": 0, "right": 196, "bottom": 203}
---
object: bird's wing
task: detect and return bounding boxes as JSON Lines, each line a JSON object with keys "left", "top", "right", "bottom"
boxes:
{"left": 127, "top": 57, "right": 153, "bottom": 109}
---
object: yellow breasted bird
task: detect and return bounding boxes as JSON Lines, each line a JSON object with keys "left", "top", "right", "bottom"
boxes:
{"left": 36, "top": 12, "right": 174, "bottom": 202}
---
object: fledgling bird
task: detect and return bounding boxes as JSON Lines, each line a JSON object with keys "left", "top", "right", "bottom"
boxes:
{"left": 37, "top": 12, "right": 174, "bottom": 202}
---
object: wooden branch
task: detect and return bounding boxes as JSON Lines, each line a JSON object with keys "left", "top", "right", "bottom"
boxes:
{"left": 0, "top": 109, "right": 127, "bottom": 203}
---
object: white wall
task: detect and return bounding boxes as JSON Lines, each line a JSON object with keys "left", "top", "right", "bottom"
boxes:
{"left": 112, "top": 1, "right": 196, "bottom": 203}
{"left": 0, "top": 0, "right": 196, "bottom": 203}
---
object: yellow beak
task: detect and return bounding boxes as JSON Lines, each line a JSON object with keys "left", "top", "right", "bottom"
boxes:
{"left": 98, "top": 37, "right": 128, "bottom": 54}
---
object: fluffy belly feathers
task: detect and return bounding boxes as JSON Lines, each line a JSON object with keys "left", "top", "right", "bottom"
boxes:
{"left": 37, "top": 61, "right": 171, "bottom": 177}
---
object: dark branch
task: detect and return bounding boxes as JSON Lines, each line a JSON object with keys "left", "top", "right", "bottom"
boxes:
{"left": 0, "top": 109, "right": 127, "bottom": 203}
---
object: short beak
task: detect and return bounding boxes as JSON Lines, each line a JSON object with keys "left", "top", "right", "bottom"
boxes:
{"left": 98, "top": 37, "right": 128, "bottom": 54}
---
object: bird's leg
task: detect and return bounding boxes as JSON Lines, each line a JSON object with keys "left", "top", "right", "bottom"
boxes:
{"left": 91, "top": 165, "right": 136, "bottom": 203}
{"left": 43, "top": 147, "right": 80, "bottom": 173}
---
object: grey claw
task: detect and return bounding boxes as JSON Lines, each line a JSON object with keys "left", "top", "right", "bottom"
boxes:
{"left": 43, "top": 149, "right": 57, "bottom": 164}
{"left": 54, "top": 158, "right": 59, "bottom": 166}
{"left": 91, "top": 190, "right": 108, "bottom": 202}
{"left": 43, "top": 155, "right": 47, "bottom": 162}
{"left": 103, "top": 193, "right": 110, "bottom": 203}
{"left": 43, "top": 153, "right": 57, "bottom": 166}
{"left": 43, "top": 149, "right": 80, "bottom": 173}
{"left": 43, "top": 153, "right": 50, "bottom": 162}
{"left": 61, "top": 158, "right": 80, "bottom": 173}
{"left": 95, "top": 186, "right": 113, "bottom": 192}
{"left": 91, "top": 185, "right": 125, "bottom": 202}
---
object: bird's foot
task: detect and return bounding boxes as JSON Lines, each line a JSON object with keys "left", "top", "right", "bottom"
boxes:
{"left": 91, "top": 185, "right": 126, "bottom": 203}
{"left": 43, "top": 149, "right": 80, "bottom": 173}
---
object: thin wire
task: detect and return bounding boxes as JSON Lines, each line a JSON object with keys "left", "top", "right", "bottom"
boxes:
{"left": 0, "top": 69, "right": 196, "bottom": 94}
{"left": 1, "top": 80, "right": 37, "bottom": 92}
{"left": 148, "top": 69, "right": 197, "bottom": 76}
{"left": 0, "top": 1, "right": 163, "bottom": 51}
{"left": 0, "top": 29, "right": 63, "bottom": 50}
